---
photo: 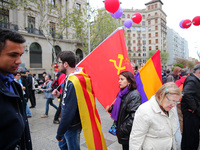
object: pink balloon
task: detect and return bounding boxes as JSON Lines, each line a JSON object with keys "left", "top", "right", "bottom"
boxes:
{"left": 110, "top": 6, "right": 123, "bottom": 19}
{"left": 182, "top": 19, "right": 192, "bottom": 29}
{"left": 192, "top": 16, "right": 200, "bottom": 26}
{"left": 124, "top": 19, "right": 133, "bottom": 28}
{"left": 132, "top": 13, "right": 142, "bottom": 24}
{"left": 104, "top": 0, "right": 120, "bottom": 13}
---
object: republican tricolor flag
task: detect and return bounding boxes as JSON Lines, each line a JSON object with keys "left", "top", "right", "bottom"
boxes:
{"left": 135, "top": 50, "right": 162, "bottom": 103}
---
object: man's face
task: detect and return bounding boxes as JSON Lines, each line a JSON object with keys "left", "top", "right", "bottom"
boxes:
{"left": 58, "top": 58, "right": 66, "bottom": 74}
{"left": 0, "top": 40, "right": 24, "bottom": 76}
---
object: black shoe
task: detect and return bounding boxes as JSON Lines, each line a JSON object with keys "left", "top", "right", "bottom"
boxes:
{"left": 27, "top": 116, "right": 32, "bottom": 118}
{"left": 30, "top": 106, "right": 35, "bottom": 108}
{"left": 53, "top": 120, "right": 60, "bottom": 124}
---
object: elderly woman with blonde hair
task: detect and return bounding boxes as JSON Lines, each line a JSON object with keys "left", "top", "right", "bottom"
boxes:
{"left": 129, "top": 82, "right": 182, "bottom": 150}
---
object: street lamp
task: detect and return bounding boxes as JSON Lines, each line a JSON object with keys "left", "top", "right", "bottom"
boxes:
{"left": 87, "top": 0, "right": 91, "bottom": 54}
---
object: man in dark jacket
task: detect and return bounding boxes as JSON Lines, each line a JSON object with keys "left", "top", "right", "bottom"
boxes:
{"left": 0, "top": 29, "right": 32, "bottom": 150}
{"left": 181, "top": 64, "right": 200, "bottom": 150}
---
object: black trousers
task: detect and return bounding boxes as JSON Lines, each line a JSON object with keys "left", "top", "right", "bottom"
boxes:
{"left": 54, "top": 99, "right": 62, "bottom": 121}
{"left": 29, "top": 90, "right": 36, "bottom": 107}
{"left": 181, "top": 111, "right": 200, "bottom": 150}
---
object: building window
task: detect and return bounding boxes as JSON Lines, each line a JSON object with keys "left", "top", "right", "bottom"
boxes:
{"left": 133, "top": 40, "right": 135, "bottom": 44}
{"left": 142, "top": 15, "right": 145, "bottom": 19}
{"left": 155, "top": 19, "right": 158, "bottom": 23}
{"left": 52, "top": 45, "right": 61, "bottom": 63}
{"left": 155, "top": 32, "right": 158, "bottom": 37}
{"left": 133, "top": 47, "right": 136, "bottom": 51}
{"left": 156, "top": 39, "right": 158, "bottom": 43}
{"left": 156, "top": 46, "right": 159, "bottom": 50}
{"left": 155, "top": 26, "right": 158, "bottom": 30}
{"left": 151, "top": 5, "right": 154, "bottom": 9}
{"left": 143, "top": 46, "right": 146, "bottom": 51}
{"left": 155, "top": 4, "right": 157, "bottom": 8}
{"left": 142, "top": 27, "right": 146, "bottom": 32}
{"left": 76, "top": 49, "right": 83, "bottom": 63}
{"left": 0, "top": 9, "right": 9, "bottom": 28}
{"left": 142, "top": 34, "right": 146, "bottom": 38}
{"left": 155, "top": 12, "right": 158, "bottom": 16}
{"left": 49, "top": 22, "right": 55, "bottom": 37}
{"left": 142, "top": 21, "right": 145, "bottom": 26}
{"left": 132, "top": 27, "right": 135, "bottom": 31}
{"left": 148, "top": 14, "right": 151, "bottom": 18}
{"left": 148, "top": 6, "right": 150, "bottom": 10}
{"left": 49, "top": 0, "right": 55, "bottom": 6}
{"left": 122, "top": 14, "right": 125, "bottom": 18}
{"left": 128, "top": 34, "right": 130, "bottom": 37}
{"left": 143, "top": 53, "right": 146, "bottom": 56}
{"left": 148, "top": 20, "right": 151, "bottom": 25}
{"left": 137, "top": 27, "right": 141, "bottom": 31}
{"left": 30, "top": 42, "right": 42, "bottom": 68}
{"left": 138, "top": 53, "right": 141, "bottom": 57}
{"left": 143, "top": 40, "right": 146, "bottom": 45}
{"left": 149, "top": 46, "right": 151, "bottom": 51}
{"left": 149, "top": 40, "right": 151, "bottom": 44}
{"left": 148, "top": 33, "right": 151, "bottom": 38}
{"left": 27, "top": 16, "right": 35, "bottom": 33}
{"left": 127, "top": 14, "right": 130, "bottom": 18}
{"left": 76, "top": 3, "right": 81, "bottom": 11}
{"left": 132, "top": 34, "right": 135, "bottom": 37}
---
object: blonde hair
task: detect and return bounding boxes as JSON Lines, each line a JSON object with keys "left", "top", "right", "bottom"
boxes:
{"left": 155, "top": 82, "right": 181, "bottom": 103}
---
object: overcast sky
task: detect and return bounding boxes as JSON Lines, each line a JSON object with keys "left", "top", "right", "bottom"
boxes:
{"left": 90, "top": 0, "right": 200, "bottom": 60}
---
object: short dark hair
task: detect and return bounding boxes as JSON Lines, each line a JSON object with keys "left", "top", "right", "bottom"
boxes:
{"left": 119, "top": 71, "right": 137, "bottom": 91}
{"left": 57, "top": 51, "right": 76, "bottom": 68}
{"left": 0, "top": 29, "right": 25, "bottom": 54}
{"left": 46, "top": 74, "right": 51, "bottom": 79}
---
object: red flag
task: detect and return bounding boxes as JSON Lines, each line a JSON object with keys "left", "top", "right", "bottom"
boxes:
{"left": 77, "top": 27, "right": 133, "bottom": 108}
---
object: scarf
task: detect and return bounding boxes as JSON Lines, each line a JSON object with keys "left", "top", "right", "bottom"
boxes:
{"left": 0, "top": 73, "right": 15, "bottom": 93}
{"left": 111, "top": 85, "right": 130, "bottom": 121}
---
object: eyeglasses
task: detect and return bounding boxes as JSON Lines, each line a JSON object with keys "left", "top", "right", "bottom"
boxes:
{"left": 58, "top": 61, "right": 62, "bottom": 64}
{"left": 166, "top": 95, "right": 180, "bottom": 105}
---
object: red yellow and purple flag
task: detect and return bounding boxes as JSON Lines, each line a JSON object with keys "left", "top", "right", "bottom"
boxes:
{"left": 77, "top": 27, "right": 133, "bottom": 108}
{"left": 68, "top": 68, "right": 107, "bottom": 150}
{"left": 135, "top": 50, "right": 162, "bottom": 103}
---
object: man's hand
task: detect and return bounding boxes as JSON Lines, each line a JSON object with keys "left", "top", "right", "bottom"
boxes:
{"left": 52, "top": 89, "right": 60, "bottom": 97}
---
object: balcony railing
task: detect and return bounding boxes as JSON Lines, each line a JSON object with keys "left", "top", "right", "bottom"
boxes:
{"left": 0, "top": 21, "right": 18, "bottom": 31}
{"left": 25, "top": 27, "right": 43, "bottom": 36}
{"left": 50, "top": 31, "right": 63, "bottom": 39}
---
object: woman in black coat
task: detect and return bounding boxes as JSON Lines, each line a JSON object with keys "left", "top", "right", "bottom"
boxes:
{"left": 106, "top": 71, "right": 141, "bottom": 150}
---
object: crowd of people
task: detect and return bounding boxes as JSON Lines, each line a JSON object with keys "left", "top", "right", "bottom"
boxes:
{"left": 1, "top": 29, "right": 200, "bottom": 150}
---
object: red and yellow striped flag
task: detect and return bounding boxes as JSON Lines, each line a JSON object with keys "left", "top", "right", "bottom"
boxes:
{"left": 68, "top": 68, "right": 107, "bottom": 150}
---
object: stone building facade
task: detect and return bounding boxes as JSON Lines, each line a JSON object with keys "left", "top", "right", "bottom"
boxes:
{"left": 0, "top": 0, "right": 87, "bottom": 78}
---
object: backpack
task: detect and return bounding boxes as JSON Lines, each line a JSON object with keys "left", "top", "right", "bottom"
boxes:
{"left": 51, "top": 79, "right": 61, "bottom": 91}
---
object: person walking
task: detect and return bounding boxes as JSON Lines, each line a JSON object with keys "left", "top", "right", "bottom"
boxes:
{"left": 14, "top": 71, "right": 32, "bottom": 118}
{"left": 129, "top": 82, "right": 182, "bottom": 150}
{"left": 106, "top": 71, "right": 141, "bottom": 150}
{"left": 40, "top": 74, "right": 57, "bottom": 118}
{"left": 52, "top": 51, "right": 107, "bottom": 150}
{"left": 0, "top": 29, "right": 32, "bottom": 149}
{"left": 53, "top": 71, "right": 66, "bottom": 124}
{"left": 181, "top": 64, "right": 200, "bottom": 150}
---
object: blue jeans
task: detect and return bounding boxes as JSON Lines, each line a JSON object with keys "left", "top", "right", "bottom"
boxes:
{"left": 26, "top": 103, "right": 31, "bottom": 116}
{"left": 45, "top": 98, "right": 57, "bottom": 115}
{"left": 58, "top": 128, "right": 82, "bottom": 150}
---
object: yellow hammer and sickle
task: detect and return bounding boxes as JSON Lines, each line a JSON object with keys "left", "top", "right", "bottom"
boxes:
{"left": 109, "top": 54, "right": 126, "bottom": 75}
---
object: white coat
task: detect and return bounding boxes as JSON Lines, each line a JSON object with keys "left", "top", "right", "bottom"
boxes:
{"left": 129, "top": 95, "right": 181, "bottom": 150}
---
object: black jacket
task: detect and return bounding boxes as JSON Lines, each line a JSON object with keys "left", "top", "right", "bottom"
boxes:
{"left": 0, "top": 79, "right": 32, "bottom": 150}
{"left": 116, "top": 90, "right": 141, "bottom": 145}
{"left": 181, "top": 73, "right": 200, "bottom": 115}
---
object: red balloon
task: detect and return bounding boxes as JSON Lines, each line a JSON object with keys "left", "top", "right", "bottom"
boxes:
{"left": 104, "top": 0, "right": 120, "bottom": 13}
{"left": 192, "top": 16, "right": 200, "bottom": 26}
{"left": 132, "top": 13, "right": 142, "bottom": 24}
{"left": 182, "top": 19, "right": 192, "bottom": 29}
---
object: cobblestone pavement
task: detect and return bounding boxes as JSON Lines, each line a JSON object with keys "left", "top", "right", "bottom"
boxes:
{"left": 28, "top": 93, "right": 121, "bottom": 150}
